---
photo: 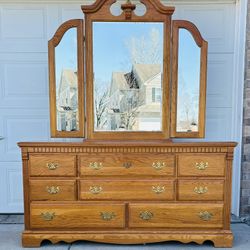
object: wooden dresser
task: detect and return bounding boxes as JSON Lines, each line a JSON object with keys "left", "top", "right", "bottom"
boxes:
{"left": 19, "top": 140, "right": 236, "bottom": 248}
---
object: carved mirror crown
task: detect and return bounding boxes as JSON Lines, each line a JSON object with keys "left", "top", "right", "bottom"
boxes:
{"left": 48, "top": 0, "right": 208, "bottom": 140}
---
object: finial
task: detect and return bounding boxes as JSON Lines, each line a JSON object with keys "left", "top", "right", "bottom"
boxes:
{"left": 121, "top": 0, "right": 136, "bottom": 20}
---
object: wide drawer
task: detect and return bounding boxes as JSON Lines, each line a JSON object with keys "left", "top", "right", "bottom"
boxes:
{"left": 30, "top": 180, "right": 76, "bottom": 201}
{"left": 129, "top": 204, "right": 223, "bottom": 228}
{"left": 177, "top": 180, "right": 224, "bottom": 201}
{"left": 30, "top": 203, "right": 125, "bottom": 229}
{"left": 80, "top": 180, "right": 174, "bottom": 200}
{"left": 178, "top": 154, "right": 225, "bottom": 176}
{"left": 79, "top": 154, "right": 175, "bottom": 177}
{"left": 29, "top": 155, "right": 76, "bottom": 176}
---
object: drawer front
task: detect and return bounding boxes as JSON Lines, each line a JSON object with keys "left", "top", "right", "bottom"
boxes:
{"left": 178, "top": 154, "right": 225, "bottom": 176}
{"left": 129, "top": 204, "right": 223, "bottom": 228}
{"left": 80, "top": 154, "right": 175, "bottom": 177}
{"left": 80, "top": 180, "right": 174, "bottom": 200}
{"left": 30, "top": 180, "right": 76, "bottom": 201}
{"left": 178, "top": 180, "right": 224, "bottom": 201}
{"left": 29, "top": 155, "right": 76, "bottom": 176}
{"left": 30, "top": 203, "right": 125, "bottom": 229}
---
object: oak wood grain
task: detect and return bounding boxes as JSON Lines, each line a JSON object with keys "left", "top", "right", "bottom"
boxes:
{"left": 30, "top": 180, "right": 76, "bottom": 201}
{"left": 29, "top": 155, "right": 76, "bottom": 177}
{"left": 30, "top": 203, "right": 125, "bottom": 229}
{"left": 80, "top": 180, "right": 174, "bottom": 200}
{"left": 177, "top": 180, "right": 224, "bottom": 201}
{"left": 178, "top": 154, "right": 226, "bottom": 177}
{"left": 22, "top": 231, "right": 233, "bottom": 247}
{"left": 129, "top": 203, "right": 224, "bottom": 228}
{"left": 79, "top": 154, "right": 175, "bottom": 177}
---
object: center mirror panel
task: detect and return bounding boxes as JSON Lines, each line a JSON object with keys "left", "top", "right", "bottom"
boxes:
{"left": 93, "top": 22, "right": 164, "bottom": 132}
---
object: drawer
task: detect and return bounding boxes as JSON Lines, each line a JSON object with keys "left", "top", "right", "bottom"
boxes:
{"left": 80, "top": 180, "right": 174, "bottom": 200}
{"left": 80, "top": 154, "right": 175, "bottom": 177}
{"left": 178, "top": 154, "right": 225, "bottom": 176}
{"left": 178, "top": 180, "right": 224, "bottom": 201}
{"left": 30, "top": 180, "right": 76, "bottom": 201}
{"left": 129, "top": 203, "right": 223, "bottom": 229}
{"left": 30, "top": 203, "right": 125, "bottom": 229}
{"left": 29, "top": 155, "right": 76, "bottom": 176}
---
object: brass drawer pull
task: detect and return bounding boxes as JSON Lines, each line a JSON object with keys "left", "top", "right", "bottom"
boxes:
{"left": 100, "top": 212, "right": 116, "bottom": 221}
{"left": 152, "top": 186, "right": 165, "bottom": 194}
{"left": 195, "top": 162, "right": 208, "bottom": 170}
{"left": 140, "top": 211, "right": 154, "bottom": 220}
{"left": 199, "top": 211, "right": 213, "bottom": 221}
{"left": 152, "top": 162, "right": 166, "bottom": 170}
{"left": 194, "top": 186, "right": 208, "bottom": 194}
{"left": 89, "top": 186, "right": 103, "bottom": 194}
{"left": 47, "top": 162, "right": 59, "bottom": 170}
{"left": 46, "top": 186, "right": 60, "bottom": 194}
{"left": 89, "top": 162, "right": 103, "bottom": 170}
{"left": 41, "top": 212, "right": 55, "bottom": 221}
{"left": 123, "top": 162, "right": 132, "bottom": 168}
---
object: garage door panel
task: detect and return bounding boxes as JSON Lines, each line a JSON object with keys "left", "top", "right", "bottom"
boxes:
{"left": 205, "top": 108, "right": 232, "bottom": 140}
{"left": 173, "top": 4, "right": 235, "bottom": 53}
{"left": 207, "top": 54, "right": 234, "bottom": 108}
{"left": 60, "top": 4, "right": 83, "bottom": 22}
{"left": 0, "top": 53, "right": 49, "bottom": 109}
{"left": 0, "top": 162, "right": 23, "bottom": 212}
{"left": 0, "top": 111, "right": 50, "bottom": 162}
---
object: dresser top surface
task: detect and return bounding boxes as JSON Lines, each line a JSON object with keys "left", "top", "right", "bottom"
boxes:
{"left": 18, "top": 140, "right": 237, "bottom": 148}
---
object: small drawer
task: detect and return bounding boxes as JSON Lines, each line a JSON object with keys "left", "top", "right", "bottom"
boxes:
{"left": 79, "top": 154, "right": 175, "bottom": 177}
{"left": 80, "top": 180, "right": 174, "bottom": 201}
{"left": 30, "top": 180, "right": 76, "bottom": 201}
{"left": 129, "top": 203, "right": 223, "bottom": 229}
{"left": 178, "top": 154, "right": 225, "bottom": 176}
{"left": 177, "top": 180, "right": 224, "bottom": 201}
{"left": 30, "top": 203, "right": 125, "bottom": 229}
{"left": 29, "top": 155, "right": 76, "bottom": 176}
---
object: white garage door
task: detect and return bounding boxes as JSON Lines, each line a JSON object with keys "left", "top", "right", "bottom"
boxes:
{"left": 0, "top": 0, "right": 245, "bottom": 215}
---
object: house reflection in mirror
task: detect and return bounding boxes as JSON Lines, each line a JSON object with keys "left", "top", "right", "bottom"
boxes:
{"left": 55, "top": 28, "right": 79, "bottom": 132}
{"left": 93, "top": 22, "right": 164, "bottom": 132}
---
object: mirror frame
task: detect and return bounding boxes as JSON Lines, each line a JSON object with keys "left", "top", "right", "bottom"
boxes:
{"left": 170, "top": 20, "right": 208, "bottom": 138}
{"left": 82, "top": 0, "right": 175, "bottom": 140}
{"left": 48, "top": 19, "right": 85, "bottom": 138}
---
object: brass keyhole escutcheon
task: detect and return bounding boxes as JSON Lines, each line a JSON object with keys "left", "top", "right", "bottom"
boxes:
{"left": 123, "top": 162, "right": 132, "bottom": 169}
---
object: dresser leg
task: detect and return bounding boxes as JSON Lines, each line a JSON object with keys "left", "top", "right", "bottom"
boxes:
{"left": 22, "top": 234, "right": 43, "bottom": 248}
{"left": 212, "top": 234, "right": 233, "bottom": 248}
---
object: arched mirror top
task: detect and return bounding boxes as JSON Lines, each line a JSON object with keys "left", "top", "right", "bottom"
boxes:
{"left": 172, "top": 20, "right": 207, "bottom": 48}
{"left": 82, "top": 0, "right": 175, "bottom": 20}
{"left": 171, "top": 20, "right": 208, "bottom": 138}
{"left": 47, "top": 0, "right": 208, "bottom": 140}
{"left": 48, "top": 19, "right": 85, "bottom": 138}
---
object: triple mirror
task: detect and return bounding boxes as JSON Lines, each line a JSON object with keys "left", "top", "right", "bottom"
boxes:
{"left": 48, "top": 0, "right": 207, "bottom": 140}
